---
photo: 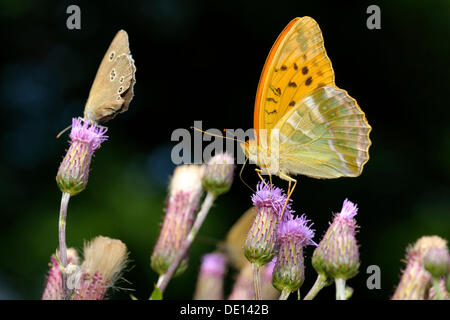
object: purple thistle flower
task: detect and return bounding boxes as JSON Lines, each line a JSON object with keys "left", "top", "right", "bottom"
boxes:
{"left": 251, "top": 180, "right": 292, "bottom": 215}
{"left": 56, "top": 118, "right": 108, "bottom": 196}
{"left": 272, "top": 213, "right": 316, "bottom": 294}
{"left": 277, "top": 213, "right": 316, "bottom": 247}
{"left": 334, "top": 199, "right": 358, "bottom": 228}
{"left": 312, "top": 199, "right": 360, "bottom": 281}
{"left": 244, "top": 181, "right": 291, "bottom": 266}
{"left": 69, "top": 117, "right": 108, "bottom": 152}
{"left": 194, "top": 253, "right": 227, "bottom": 300}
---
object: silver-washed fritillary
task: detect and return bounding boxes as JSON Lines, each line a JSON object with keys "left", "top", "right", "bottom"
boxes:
{"left": 241, "top": 17, "right": 372, "bottom": 197}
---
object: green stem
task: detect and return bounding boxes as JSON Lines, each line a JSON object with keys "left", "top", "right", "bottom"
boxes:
{"left": 335, "top": 278, "right": 346, "bottom": 300}
{"left": 58, "top": 192, "right": 71, "bottom": 300}
{"left": 279, "top": 289, "right": 291, "bottom": 300}
{"left": 154, "top": 192, "right": 216, "bottom": 296}
{"left": 304, "top": 274, "right": 328, "bottom": 300}
{"left": 432, "top": 277, "right": 443, "bottom": 300}
{"left": 252, "top": 263, "right": 262, "bottom": 300}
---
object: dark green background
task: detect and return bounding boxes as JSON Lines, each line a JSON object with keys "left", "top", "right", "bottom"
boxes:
{"left": 0, "top": 0, "right": 449, "bottom": 299}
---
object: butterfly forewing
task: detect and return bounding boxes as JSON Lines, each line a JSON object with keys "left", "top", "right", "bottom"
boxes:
{"left": 84, "top": 30, "right": 136, "bottom": 123}
{"left": 255, "top": 17, "right": 335, "bottom": 142}
{"left": 275, "top": 86, "right": 371, "bottom": 179}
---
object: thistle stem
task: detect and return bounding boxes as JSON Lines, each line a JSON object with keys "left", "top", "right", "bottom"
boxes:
{"left": 279, "top": 289, "right": 291, "bottom": 300}
{"left": 304, "top": 274, "right": 328, "bottom": 300}
{"left": 156, "top": 274, "right": 165, "bottom": 288}
{"left": 252, "top": 263, "right": 262, "bottom": 300}
{"left": 155, "top": 192, "right": 216, "bottom": 295}
{"left": 58, "top": 192, "right": 71, "bottom": 300}
{"left": 431, "top": 277, "right": 443, "bottom": 300}
{"left": 335, "top": 278, "right": 346, "bottom": 300}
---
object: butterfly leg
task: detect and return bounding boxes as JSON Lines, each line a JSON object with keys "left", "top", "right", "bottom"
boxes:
{"left": 255, "top": 168, "right": 275, "bottom": 198}
{"left": 255, "top": 169, "right": 268, "bottom": 186}
{"left": 278, "top": 172, "right": 297, "bottom": 220}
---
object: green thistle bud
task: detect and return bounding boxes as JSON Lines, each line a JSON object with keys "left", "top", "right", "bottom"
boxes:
{"left": 272, "top": 214, "right": 315, "bottom": 294}
{"left": 202, "top": 153, "right": 235, "bottom": 196}
{"left": 312, "top": 199, "right": 360, "bottom": 281}
{"left": 244, "top": 181, "right": 289, "bottom": 267}
{"left": 56, "top": 118, "right": 107, "bottom": 196}
{"left": 392, "top": 236, "right": 448, "bottom": 300}
{"left": 423, "top": 247, "right": 450, "bottom": 278}
{"left": 244, "top": 206, "right": 279, "bottom": 266}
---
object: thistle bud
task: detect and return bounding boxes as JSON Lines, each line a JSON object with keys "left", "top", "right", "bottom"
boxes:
{"left": 151, "top": 165, "right": 204, "bottom": 276}
{"left": 272, "top": 213, "right": 315, "bottom": 294}
{"left": 42, "top": 248, "right": 79, "bottom": 300}
{"left": 56, "top": 118, "right": 108, "bottom": 196}
{"left": 244, "top": 181, "right": 290, "bottom": 266}
{"left": 392, "top": 236, "right": 448, "bottom": 300}
{"left": 312, "top": 199, "right": 359, "bottom": 281}
{"left": 202, "top": 153, "right": 235, "bottom": 196}
{"left": 423, "top": 247, "right": 450, "bottom": 278}
{"left": 194, "top": 253, "right": 227, "bottom": 300}
{"left": 73, "top": 236, "right": 128, "bottom": 300}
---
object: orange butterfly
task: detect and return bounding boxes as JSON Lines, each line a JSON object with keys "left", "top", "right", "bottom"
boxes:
{"left": 241, "top": 17, "right": 371, "bottom": 202}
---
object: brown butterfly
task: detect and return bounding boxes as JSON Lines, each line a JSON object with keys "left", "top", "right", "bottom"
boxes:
{"left": 84, "top": 30, "right": 136, "bottom": 123}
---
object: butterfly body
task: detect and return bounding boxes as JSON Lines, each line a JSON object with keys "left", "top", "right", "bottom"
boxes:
{"left": 84, "top": 30, "right": 136, "bottom": 123}
{"left": 241, "top": 17, "right": 371, "bottom": 181}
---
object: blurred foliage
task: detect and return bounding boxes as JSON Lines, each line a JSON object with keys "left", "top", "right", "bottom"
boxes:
{"left": 0, "top": 0, "right": 449, "bottom": 299}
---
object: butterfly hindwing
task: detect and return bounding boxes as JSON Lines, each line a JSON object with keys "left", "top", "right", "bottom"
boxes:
{"left": 275, "top": 86, "right": 371, "bottom": 179}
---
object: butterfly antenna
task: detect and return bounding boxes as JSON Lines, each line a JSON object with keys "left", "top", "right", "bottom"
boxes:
{"left": 239, "top": 157, "right": 255, "bottom": 193}
{"left": 56, "top": 125, "right": 72, "bottom": 139}
{"left": 190, "top": 126, "right": 246, "bottom": 143}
